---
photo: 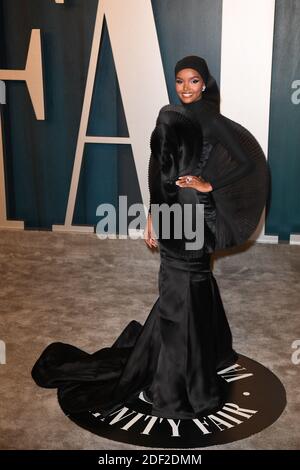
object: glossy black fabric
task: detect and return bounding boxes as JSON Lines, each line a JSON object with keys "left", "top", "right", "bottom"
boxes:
{"left": 182, "top": 98, "right": 255, "bottom": 190}
{"left": 32, "top": 243, "right": 237, "bottom": 419}
{"left": 148, "top": 100, "right": 269, "bottom": 250}
{"left": 148, "top": 109, "right": 217, "bottom": 258}
{"left": 31, "top": 100, "right": 246, "bottom": 420}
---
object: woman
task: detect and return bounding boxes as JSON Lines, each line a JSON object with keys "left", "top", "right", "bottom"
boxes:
{"left": 32, "top": 56, "right": 268, "bottom": 420}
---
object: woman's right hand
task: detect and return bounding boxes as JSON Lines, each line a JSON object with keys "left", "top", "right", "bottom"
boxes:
{"left": 144, "top": 213, "right": 158, "bottom": 249}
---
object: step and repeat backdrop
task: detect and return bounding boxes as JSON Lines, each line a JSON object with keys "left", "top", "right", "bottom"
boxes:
{"left": 0, "top": 0, "right": 299, "bottom": 242}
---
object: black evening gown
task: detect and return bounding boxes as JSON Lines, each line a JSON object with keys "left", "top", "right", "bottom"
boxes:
{"left": 32, "top": 99, "right": 268, "bottom": 420}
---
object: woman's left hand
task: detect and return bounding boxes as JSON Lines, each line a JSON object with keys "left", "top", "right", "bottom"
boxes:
{"left": 175, "top": 175, "right": 213, "bottom": 192}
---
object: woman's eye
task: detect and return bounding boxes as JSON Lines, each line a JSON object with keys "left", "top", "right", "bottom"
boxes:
{"left": 176, "top": 78, "right": 199, "bottom": 85}
{"left": 176, "top": 79, "right": 199, "bottom": 84}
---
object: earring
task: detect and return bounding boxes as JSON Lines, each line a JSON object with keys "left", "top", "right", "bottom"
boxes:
{"left": 202, "top": 86, "right": 206, "bottom": 92}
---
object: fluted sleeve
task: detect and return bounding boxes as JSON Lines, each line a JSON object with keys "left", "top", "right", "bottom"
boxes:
{"left": 202, "top": 114, "right": 255, "bottom": 190}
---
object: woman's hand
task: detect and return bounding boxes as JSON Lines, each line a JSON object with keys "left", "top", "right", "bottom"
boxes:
{"left": 144, "top": 213, "right": 158, "bottom": 249}
{"left": 175, "top": 175, "right": 213, "bottom": 192}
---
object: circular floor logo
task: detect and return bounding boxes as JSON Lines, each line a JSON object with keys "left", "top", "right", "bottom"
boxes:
{"left": 60, "top": 354, "right": 286, "bottom": 448}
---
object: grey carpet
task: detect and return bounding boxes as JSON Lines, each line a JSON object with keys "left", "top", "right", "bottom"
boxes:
{"left": 0, "top": 229, "right": 298, "bottom": 449}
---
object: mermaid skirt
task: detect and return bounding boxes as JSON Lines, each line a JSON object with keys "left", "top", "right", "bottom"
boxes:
{"left": 32, "top": 243, "right": 238, "bottom": 420}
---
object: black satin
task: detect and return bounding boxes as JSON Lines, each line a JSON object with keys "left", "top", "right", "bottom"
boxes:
{"left": 32, "top": 236, "right": 238, "bottom": 419}
{"left": 32, "top": 103, "right": 240, "bottom": 420}
{"left": 143, "top": 245, "right": 238, "bottom": 418}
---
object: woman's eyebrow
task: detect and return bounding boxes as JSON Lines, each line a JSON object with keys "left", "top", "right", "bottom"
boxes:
{"left": 176, "top": 76, "right": 200, "bottom": 79}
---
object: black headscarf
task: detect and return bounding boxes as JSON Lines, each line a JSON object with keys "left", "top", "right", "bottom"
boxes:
{"left": 174, "top": 55, "right": 220, "bottom": 112}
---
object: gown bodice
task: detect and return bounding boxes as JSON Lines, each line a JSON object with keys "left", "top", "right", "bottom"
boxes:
{"left": 149, "top": 99, "right": 269, "bottom": 252}
{"left": 148, "top": 108, "right": 217, "bottom": 258}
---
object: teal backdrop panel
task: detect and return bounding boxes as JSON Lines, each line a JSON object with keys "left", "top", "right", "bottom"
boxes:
{"left": 266, "top": 0, "right": 300, "bottom": 240}
{"left": 0, "top": 0, "right": 234, "bottom": 232}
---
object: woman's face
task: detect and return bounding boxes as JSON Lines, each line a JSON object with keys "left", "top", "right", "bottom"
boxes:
{"left": 175, "top": 68, "right": 205, "bottom": 103}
